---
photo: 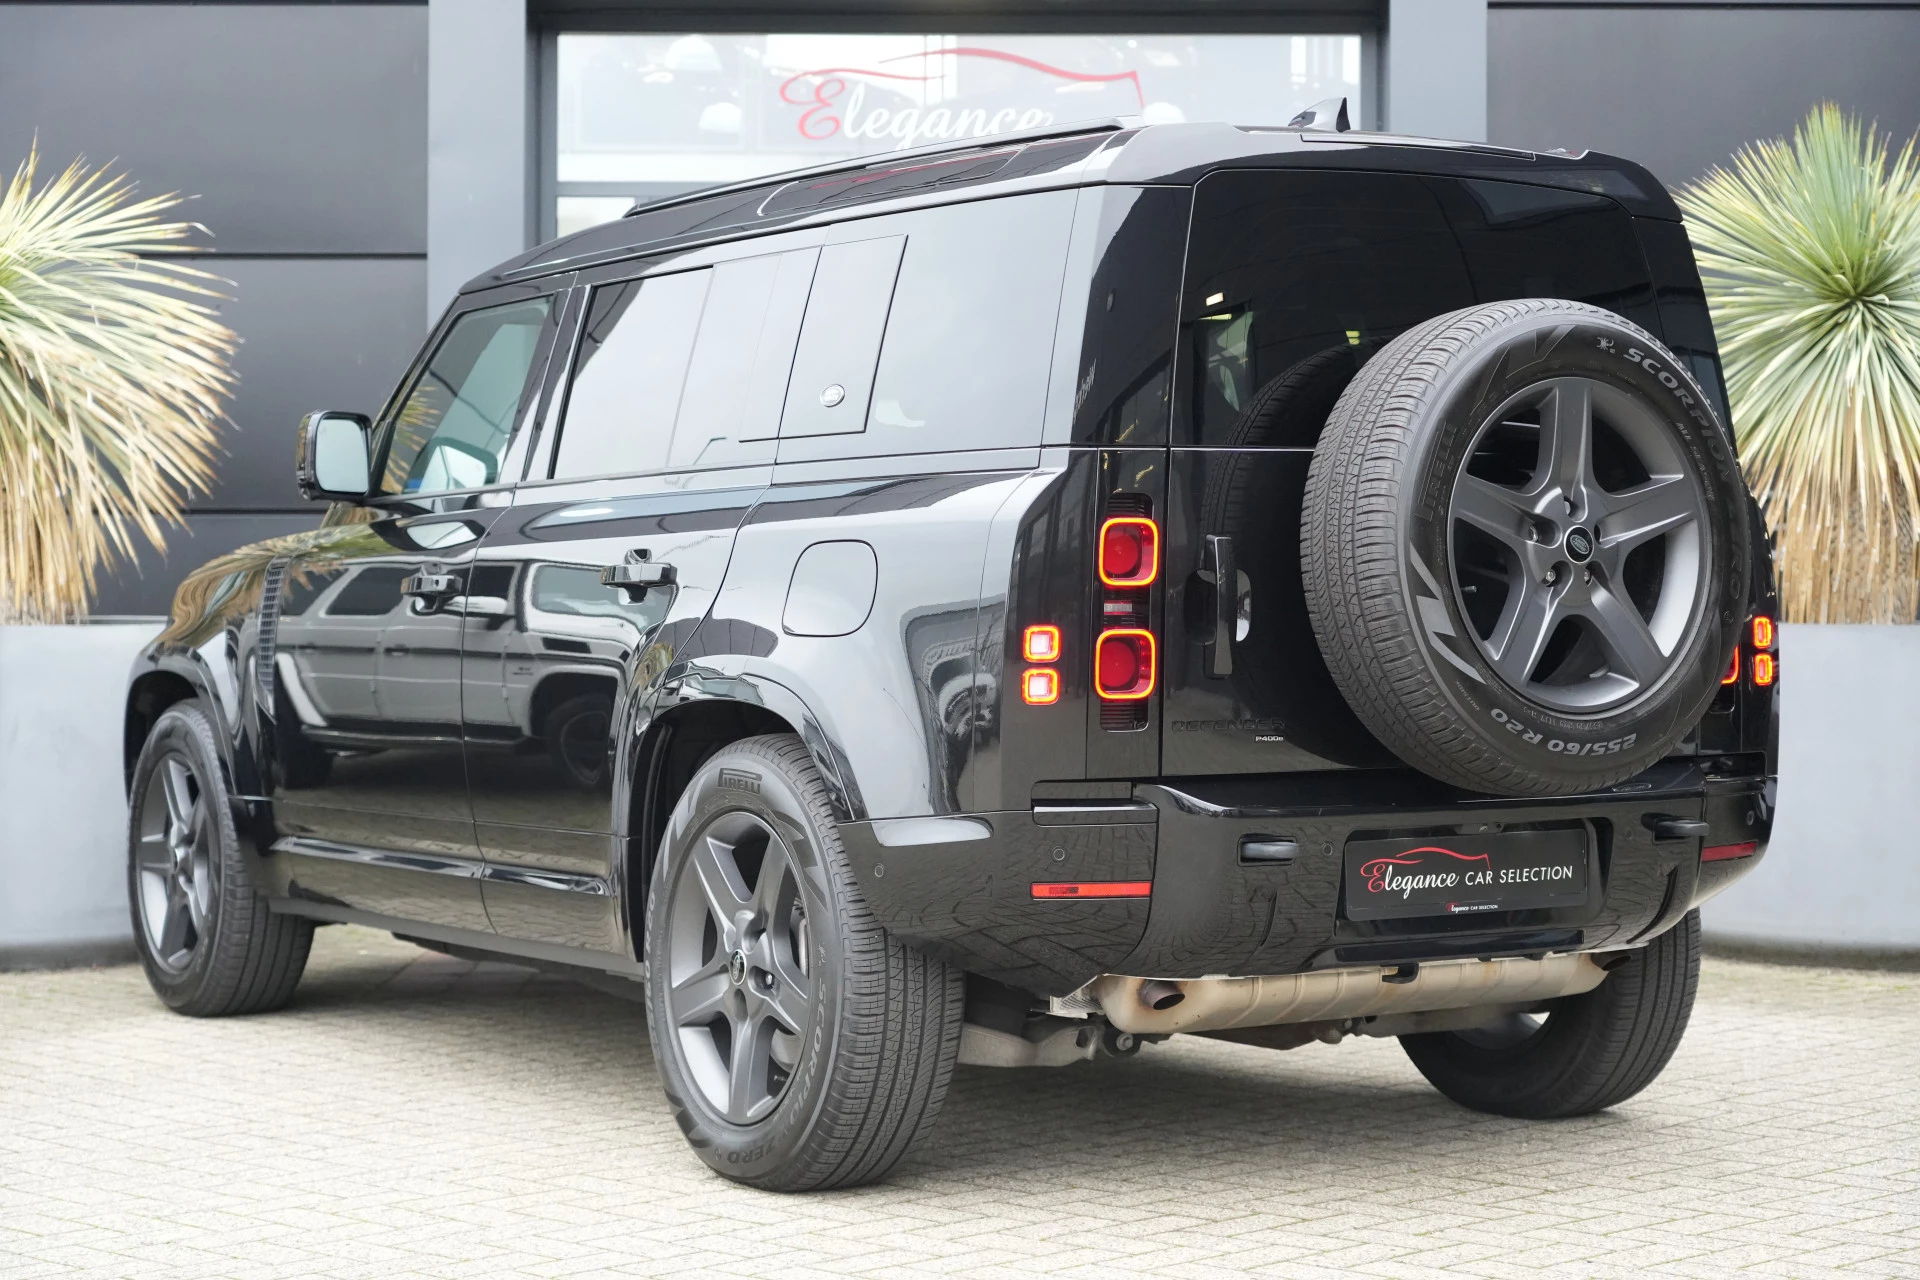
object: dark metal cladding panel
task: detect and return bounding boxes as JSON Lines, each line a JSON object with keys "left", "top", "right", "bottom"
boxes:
{"left": 840, "top": 812, "right": 1156, "bottom": 995}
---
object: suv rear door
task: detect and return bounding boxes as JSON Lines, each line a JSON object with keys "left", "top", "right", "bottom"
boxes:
{"left": 461, "top": 230, "right": 822, "bottom": 950}
{"left": 1158, "top": 168, "right": 1664, "bottom": 777}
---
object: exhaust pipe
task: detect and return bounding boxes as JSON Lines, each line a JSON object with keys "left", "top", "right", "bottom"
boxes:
{"left": 1090, "top": 953, "right": 1609, "bottom": 1036}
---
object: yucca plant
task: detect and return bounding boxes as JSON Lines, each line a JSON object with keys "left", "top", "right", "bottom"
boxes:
{"left": 1678, "top": 104, "right": 1920, "bottom": 623}
{"left": 0, "top": 147, "right": 234, "bottom": 622}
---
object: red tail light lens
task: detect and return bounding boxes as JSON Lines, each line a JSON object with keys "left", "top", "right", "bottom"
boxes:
{"left": 1095, "top": 628, "right": 1155, "bottom": 700}
{"left": 1752, "top": 615, "right": 1775, "bottom": 649}
{"left": 1752, "top": 651, "right": 1777, "bottom": 687}
{"left": 1721, "top": 649, "right": 1740, "bottom": 685}
{"left": 1021, "top": 667, "right": 1060, "bottom": 705}
{"left": 1098, "top": 517, "right": 1159, "bottom": 588}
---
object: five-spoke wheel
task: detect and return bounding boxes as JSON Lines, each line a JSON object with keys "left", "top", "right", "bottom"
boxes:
{"left": 133, "top": 753, "right": 219, "bottom": 973}
{"left": 1451, "top": 375, "right": 1707, "bottom": 713}
{"left": 663, "top": 810, "right": 815, "bottom": 1125}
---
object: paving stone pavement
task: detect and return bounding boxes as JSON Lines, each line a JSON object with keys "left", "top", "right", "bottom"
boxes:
{"left": 2, "top": 925, "right": 1916, "bottom": 1280}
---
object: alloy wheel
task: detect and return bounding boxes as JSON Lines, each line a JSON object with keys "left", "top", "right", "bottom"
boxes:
{"left": 133, "top": 753, "right": 218, "bottom": 973}
{"left": 1449, "top": 376, "right": 1708, "bottom": 713}
{"left": 663, "top": 809, "right": 815, "bottom": 1125}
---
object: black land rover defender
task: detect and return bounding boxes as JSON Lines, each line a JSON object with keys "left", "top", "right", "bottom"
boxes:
{"left": 123, "top": 118, "right": 1777, "bottom": 1191}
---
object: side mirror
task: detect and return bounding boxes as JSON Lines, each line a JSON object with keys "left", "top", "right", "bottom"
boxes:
{"left": 295, "top": 411, "right": 372, "bottom": 501}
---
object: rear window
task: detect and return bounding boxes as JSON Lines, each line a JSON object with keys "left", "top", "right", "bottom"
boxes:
{"left": 1182, "top": 170, "right": 1660, "bottom": 448}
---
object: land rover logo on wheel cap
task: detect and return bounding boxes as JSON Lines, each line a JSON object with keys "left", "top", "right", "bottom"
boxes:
{"left": 1564, "top": 526, "right": 1594, "bottom": 563}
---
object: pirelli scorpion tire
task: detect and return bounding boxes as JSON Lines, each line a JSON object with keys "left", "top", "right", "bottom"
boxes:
{"left": 644, "top": 734, "right": 963, "bottom": 1191}
{"left": 1302, "top": 300, "right": 1749, "bottom": 796}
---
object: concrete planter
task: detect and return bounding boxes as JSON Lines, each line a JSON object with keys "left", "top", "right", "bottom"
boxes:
{"left": 1705, "top": 623, "right": 1920, "bottom": 961}
{"left": 0, "top": 620, "right": 162, "bottom": 969}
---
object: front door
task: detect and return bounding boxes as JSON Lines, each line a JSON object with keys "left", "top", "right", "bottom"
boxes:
{"left": 463, "top": 239, "right": 818, "bottom": 950}
{"left": 272, "top": 286, "right": 563, "bottom": 930}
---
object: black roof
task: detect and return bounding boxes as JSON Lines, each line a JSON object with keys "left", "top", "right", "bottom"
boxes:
{"left": 466, "top": 120, "right": 1679, "bottom": 295}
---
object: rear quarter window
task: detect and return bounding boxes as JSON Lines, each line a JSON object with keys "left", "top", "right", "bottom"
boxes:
{"left": 777, "top": 189, "right": 1077, "bottom": 462}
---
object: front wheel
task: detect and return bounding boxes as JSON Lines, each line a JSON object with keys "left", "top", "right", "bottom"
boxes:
{"left": 644, "top": 735, "right": 963, "bottom": 1191}
{"left": 1400, "top": 911, "right": 1700, "bottom": 1118}
{"left": 128, "top": 699, "right": 313, "bottom": 1015}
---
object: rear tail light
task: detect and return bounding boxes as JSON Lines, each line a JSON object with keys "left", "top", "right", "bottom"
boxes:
{"left": 1021, "top": 667, "right": 1060, "bottom": 705}
{"left": 1098, "top": 517, "right": 1159, "bottom": 588}
{"left": 1721, "top": 649, "right": 1740, "bottom": 685}
{"left": 1752, "top": 615, "right": 1775, "bottom": 649}
{"left": 1022, "top": 625, "right": 1061, "bottom": 663}
{"left": 1752, "top": 651, "right": 1777, "bottom": 687}
{"left": 1095, "top": 628, "right": 1156, "bottom": 700}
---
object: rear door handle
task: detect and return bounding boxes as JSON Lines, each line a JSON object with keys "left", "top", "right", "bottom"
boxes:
{"left": 601, "top": 551, "right": 677, "bottom": 601}
{"left": 1203, "top": 534, "right": 1236, "bottom": 677}
{"left": 402, "top": 571, "right": 459, "bottom": 599}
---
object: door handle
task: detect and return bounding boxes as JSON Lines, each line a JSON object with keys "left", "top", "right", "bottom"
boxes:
{"left": 1203, "top": 535, "right": 1236, "bottom": 677}
{"left": 601, "top": 550, "right": 677, "bottom": 601}
{"left": 402, "top": 571, "right": 460, "bottom": 599}
{"left": 382, "top": 645, "right": 411, "bottom": 657}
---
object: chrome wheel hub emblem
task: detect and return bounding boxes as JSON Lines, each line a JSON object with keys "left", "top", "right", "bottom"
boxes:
{"left": 1563, "top": 525, "right": 1595, "bottom": 563}
{"left": 727, "top": 949, "right": 747, "bottom": 986}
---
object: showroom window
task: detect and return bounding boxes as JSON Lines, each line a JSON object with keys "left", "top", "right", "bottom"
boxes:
{"left": 550, "top": 32, "right": 1365, "bottom": 238}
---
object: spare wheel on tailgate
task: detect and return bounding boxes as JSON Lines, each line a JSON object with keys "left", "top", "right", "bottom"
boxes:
{"left": 1301, "top": 299, "right": 1749, "bottom": 796}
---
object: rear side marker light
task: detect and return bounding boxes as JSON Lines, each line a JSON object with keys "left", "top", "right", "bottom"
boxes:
{"left": 1095, "top": 628, "right": 1156, "bottom": 700}
{"left": 1721, "top": 650, "right": 1740, "bottom": 685}
{"left": 1022, "top": 625, "right": 1061, "bottom": 663}
{"left": 1021, "top": 667, "right": 1060, "bottom": 705}
{"left": 1703, "top": 842, "right": 1758, "bottom": 862}
{"left": 1031, "top": 881, "right": 1152, "bottom": 899}
{"left": 1752, "top": 652, "right": 1777, "bottom": 687}
{"left": 1752, "top": 615, "right": 1775, "bottom": 649}
{"left": 1098, "top": 517, "right": 1160, "bottom": 587}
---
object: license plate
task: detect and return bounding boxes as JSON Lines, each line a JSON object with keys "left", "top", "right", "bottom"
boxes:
{"left": 1343, "top": 829, "right": 1589, "bottom": 921}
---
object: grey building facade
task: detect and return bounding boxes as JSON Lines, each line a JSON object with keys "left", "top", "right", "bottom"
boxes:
{"left": 1, "top": 0, "right": 1915, "bottom": 616}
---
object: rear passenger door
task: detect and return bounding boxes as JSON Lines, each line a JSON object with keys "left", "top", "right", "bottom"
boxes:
{"left": 462, "top": 232, "right": 822, "bottom": 951}
{"left": 1159, "top": 169, "right": 1663, "bottom": 777}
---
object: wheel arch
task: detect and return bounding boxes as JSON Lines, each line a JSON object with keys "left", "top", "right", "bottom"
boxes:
{"left": 124, "top": 667, "right": 212, "bottom": 793}
{"left": 618, "top": 677, "right": 863, "bottom": 956}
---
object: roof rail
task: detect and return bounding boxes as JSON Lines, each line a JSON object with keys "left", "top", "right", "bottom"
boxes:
{"left": 622, "top": 116, "right": 1139, "bottom": 220}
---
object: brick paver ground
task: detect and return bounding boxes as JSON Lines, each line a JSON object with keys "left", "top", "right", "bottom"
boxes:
{"left": 2, "top": 925, "right": 1915, "bottom": 1279}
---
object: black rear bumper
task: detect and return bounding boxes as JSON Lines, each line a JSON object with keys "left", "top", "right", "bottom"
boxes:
{"left": 840, "top": 758, "right": 1772, "bottom": 996}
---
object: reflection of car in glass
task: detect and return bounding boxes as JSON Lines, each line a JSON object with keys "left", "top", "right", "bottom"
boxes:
{"left": 122, "top": 117, "right": 1778, "bottom": 1194}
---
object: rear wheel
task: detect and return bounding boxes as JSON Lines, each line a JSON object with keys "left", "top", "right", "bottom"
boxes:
{"left": 128, "top": 700, "right": 313, "bottom": 1015}
{"left": 1400, "top": 911, "right": 1700, "bottom": 1118}
{"left": 644, "top": 734, "right": 963, "bottom": 1190}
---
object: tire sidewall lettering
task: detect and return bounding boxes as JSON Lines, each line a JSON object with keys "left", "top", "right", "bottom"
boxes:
{"left": 1390, "top": 308, "right": 1749, "bottom": 775}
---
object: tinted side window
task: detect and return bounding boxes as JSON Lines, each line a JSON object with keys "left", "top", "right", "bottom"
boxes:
{"left": 779, "top": 191, "right": 1076, "bottom": 459}
{"left": 1185, "top": 171, "right": 1473, "bottom": 448}
{"left": 865, "top": 191, "right": 1074, "bottom": 454}
{"left": 554, "top": 270, "right": 709, "bottom": 479}
{"left": 380, "top": 298, "right": 552, "bottom": 494}
{"left": 326, "top": 566, "right": 409, "bottom": 616}
{"left": 779, "top": 237, "right": 905, "bottom": 439}
{"left": 554, "top": 249, "right": 816, "bottom": 479}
